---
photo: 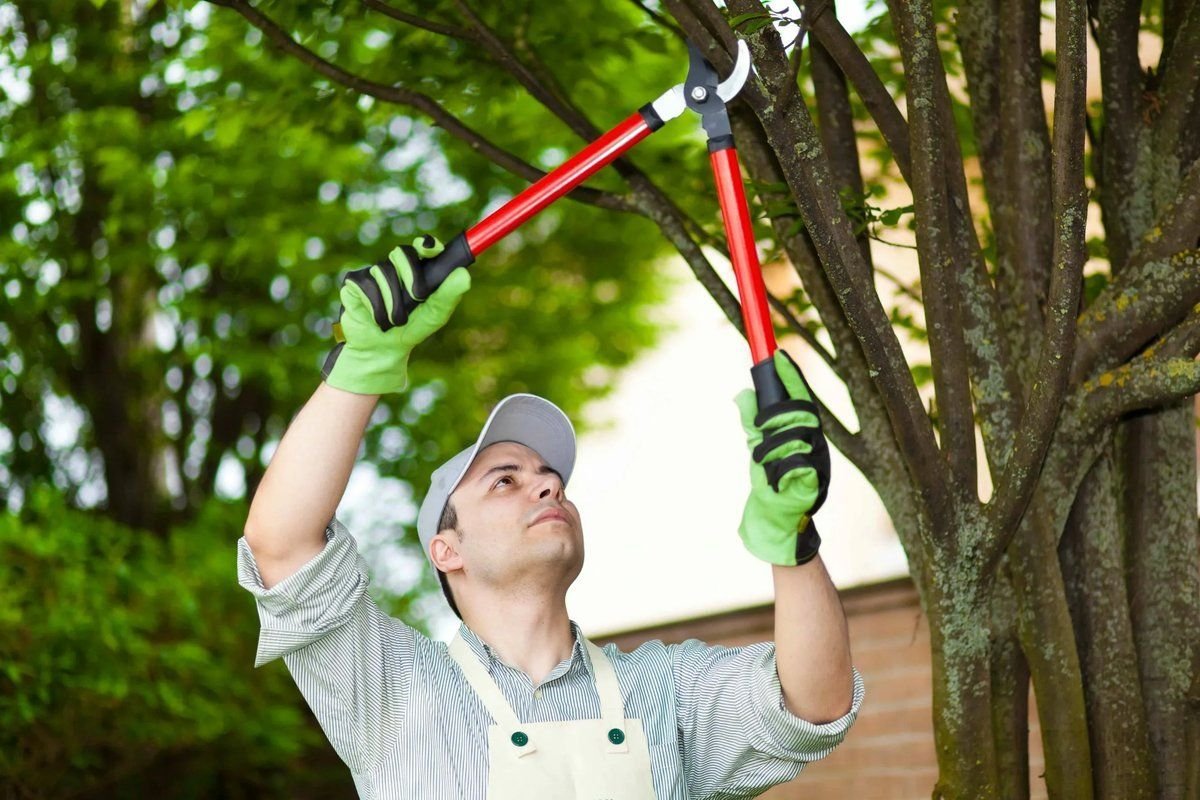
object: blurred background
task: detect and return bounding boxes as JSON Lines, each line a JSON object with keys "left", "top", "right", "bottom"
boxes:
{"left": 0, "top": 0, "right": 914, "bottom": 796}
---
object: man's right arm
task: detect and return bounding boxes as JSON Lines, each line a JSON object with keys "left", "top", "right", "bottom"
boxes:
{"left": 242, "top": 234, "right": 472, "bottom": 589}
{"left": 243, "top": 382, "right": 378, "bottom": 588}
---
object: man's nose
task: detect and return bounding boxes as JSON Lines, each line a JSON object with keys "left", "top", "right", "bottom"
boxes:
{"left": 535, "top": 475, "right": 564, "bottom": 501}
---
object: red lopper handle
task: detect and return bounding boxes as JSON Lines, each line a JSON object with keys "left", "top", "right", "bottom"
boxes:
{"left": 423, "top": 110, "right": 659, "bottom": 292}
{"left": 709, "top": 146, "right": 789, "bottom": 409}
{"left": 709, "top": 147, "right": 776, "bottom": 363}
{"left": 466, "top": 113, "right": 655, "bottom": 254}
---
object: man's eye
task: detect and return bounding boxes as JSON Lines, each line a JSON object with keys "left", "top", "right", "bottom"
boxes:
{"left": 493, "top": 476, "right": 514, "bottom": 489}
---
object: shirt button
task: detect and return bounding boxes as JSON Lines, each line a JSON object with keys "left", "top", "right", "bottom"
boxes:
{"left": 607, "top": 728, "right": 625, "bottom": 745}
{"left": 511, "top": 731, "right": 529, "bottom": 747}
{"left": 534, "top": 690, "right": 542, "bottom": 700}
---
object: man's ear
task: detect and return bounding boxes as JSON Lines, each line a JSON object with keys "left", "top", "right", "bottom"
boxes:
{"left": 429, "top": 532, "right": 463, "bottom": 573}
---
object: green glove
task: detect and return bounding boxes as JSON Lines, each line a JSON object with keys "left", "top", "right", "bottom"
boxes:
{"left": 322, "top": 236, "right": 471, "bottom": 395}
{"left": 735, "top": 349, "right": 831, "bottom": 566}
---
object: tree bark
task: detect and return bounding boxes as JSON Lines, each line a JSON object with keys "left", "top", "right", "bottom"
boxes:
{"left": 1007, "top": 508, "right": 1095, "bottom": 799}
{"left": 1060, "top": 449, "right": 1157, "bottom": 797}
{"left": 925, "top": 549, "right": 1000, "bottom": 799}
{"left": 989, "top": 571, "right": 1031, "bottom": 800}
{"left": 1122, "top": 403, "right": 1200, "bottom": 798}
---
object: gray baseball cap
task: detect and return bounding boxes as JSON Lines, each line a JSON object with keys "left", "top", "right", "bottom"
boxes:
{"left": 415, "top": 393, "right": 576, "bottom": 569}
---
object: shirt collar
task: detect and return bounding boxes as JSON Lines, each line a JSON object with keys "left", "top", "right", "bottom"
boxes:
{"left": 457, "top": 620, "right": 592, "bottom": 681}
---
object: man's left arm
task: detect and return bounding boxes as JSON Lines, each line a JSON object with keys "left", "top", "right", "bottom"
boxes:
{"left": 772, "top": 558, "right": 854, "bottom": 722}
{"left": 736, "top": 349, "right": 859, "bottom": 724}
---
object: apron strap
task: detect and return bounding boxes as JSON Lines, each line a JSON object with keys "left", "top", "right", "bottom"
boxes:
{"left": 585, "top": 640, "right": 633, "bottom": 754}
{"left": 448, "top": 632, "right": 523, "bottom": 731}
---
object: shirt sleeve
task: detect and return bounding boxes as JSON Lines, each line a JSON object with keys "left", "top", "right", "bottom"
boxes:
{"left": 237, "top": 518, "right": 416, "bottom": 774}
{"left": 671, "top": 637, "right": 865, "bottom": 799}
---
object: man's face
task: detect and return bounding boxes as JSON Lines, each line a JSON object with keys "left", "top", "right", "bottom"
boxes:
{"left": 436, "top": 441, "right": 584, "bottom": 595}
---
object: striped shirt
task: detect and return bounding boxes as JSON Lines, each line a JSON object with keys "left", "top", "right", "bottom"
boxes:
{"left": 237, "top": 520, "right": 865, "bottom": 799}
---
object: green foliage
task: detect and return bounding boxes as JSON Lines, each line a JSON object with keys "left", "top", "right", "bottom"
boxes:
{"left": 0, "top": 0, "right": 667, "bottom": 529}
{"left": 840, "top": 186, "right": 915, "bottom": 238}
{"left": 0, "top": 488, "right": 355, "bottom": 797}
{"left": 1083, "top": 272, "right": 1110, "bottom": 306}
{"left": 889, "top": 306, "right": 928, "bottom": 341}
{"left": 0, "top": 0, "right": 673, "bottom": 789}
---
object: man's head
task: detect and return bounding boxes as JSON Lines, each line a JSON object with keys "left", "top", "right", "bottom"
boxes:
{"left": 415, "top": 395, "right": 580, "bottom": 619}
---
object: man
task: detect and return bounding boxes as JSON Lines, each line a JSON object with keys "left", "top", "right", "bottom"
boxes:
{"left": 239, "top": 237, "right": 863, "bottom": 798}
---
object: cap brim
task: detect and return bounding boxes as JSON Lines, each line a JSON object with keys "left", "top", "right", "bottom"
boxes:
{"left": 445, "top": 394, "right": 576, "bottom": 497}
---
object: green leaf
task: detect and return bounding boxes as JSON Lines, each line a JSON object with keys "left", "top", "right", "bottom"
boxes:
{"left": 1084, "top": 272, "right": 1109, "bottom": 305}
{"left": 911, "top": 363, "right": 934, "bottom": 387}
{"left": 879, "top": 204, "right": 913, "bottom": 226}
{"left": 743, "top": 17, "right": 778, "bottom": 34}
{"left": 728, "top": 11, "right": 772, "bottom": 27}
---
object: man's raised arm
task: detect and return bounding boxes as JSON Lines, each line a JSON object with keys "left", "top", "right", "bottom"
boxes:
{"left": 735, "top": 349, "right": 858, "bottom": 721}
{"left": 243, "top": 385, "right": 379, "bottom": 588}
{"left": 242, "top": 235, "right": 472, "bottom": 588}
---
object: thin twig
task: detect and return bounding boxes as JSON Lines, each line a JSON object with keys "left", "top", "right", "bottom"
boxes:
{"left": 360, "top": 0, "right": 479, "bottom": 42}
{"left": 625, "top": 0, "right": 689, "bottom": 42}
{"left": 768, "top": 292, "right": 838, "bottom": 369}
{"left": 207, "top": 0, "right": 633, "bottom": 213}
{"left": 778, "top": 0, "right": 833, "bottom": 110}
{"left": 875, "top": 265, "right": 922, "bottom": 302}
{"left": 446, "top": 0, "right": 747, "bottom": 328}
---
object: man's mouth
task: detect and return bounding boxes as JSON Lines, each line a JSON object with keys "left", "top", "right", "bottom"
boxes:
{"left": 531, "top": 508, "right": 569, "bottom": 526}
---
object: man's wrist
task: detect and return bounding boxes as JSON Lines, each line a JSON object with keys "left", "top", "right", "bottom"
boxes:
{"left": 794, "top": 521, "right": 821, "bottom": 565}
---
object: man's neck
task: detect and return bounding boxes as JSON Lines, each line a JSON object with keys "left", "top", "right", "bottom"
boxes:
{"left": 461, "top": 600, "right": 575, "bottom": 687}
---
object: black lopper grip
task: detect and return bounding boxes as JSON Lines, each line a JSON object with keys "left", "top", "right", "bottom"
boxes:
{"left": 751, "top": 355, "right": 788, "bottom": 412}
{"left": 421, "top": 233, "right": 476, "bottom": 294}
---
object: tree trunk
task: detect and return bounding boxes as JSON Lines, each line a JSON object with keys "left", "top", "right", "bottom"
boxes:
{"left": 989, "top": 571, "right": 1031, "bottom": 800}
{"left": 925, "top": 548, "right": 1000, "bottom": 799}
{"left": 1060, "top": 449, "right": 1157, "bottom": 797}
{"left": 1007, "top": 509, "right": 1095, "bottom": 798}
{"left": 1122, "top": 403, "right": 1200, "bottom": 797}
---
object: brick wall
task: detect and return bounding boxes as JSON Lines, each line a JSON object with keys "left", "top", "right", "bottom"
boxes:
{"left": 596, "top": 577, "right": 1048, "bottom": 799}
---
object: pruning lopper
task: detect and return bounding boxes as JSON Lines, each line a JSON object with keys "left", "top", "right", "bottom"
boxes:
{"left": 422, "top": 39, "right": 789, "bottom": 408}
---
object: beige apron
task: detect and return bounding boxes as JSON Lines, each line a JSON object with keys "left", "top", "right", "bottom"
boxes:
{"left": 448, "top": 632, "right": 658, "bottom": 800}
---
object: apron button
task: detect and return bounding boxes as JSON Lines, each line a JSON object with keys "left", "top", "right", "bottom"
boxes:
{"left": 607, "top": 728, "right": 625, "bottom": 745}
{"left": 511, "top": 731, "right": 529, "bottom": 747}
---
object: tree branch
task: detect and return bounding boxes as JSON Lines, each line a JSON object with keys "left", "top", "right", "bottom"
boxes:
{"left": 1072, "top": 249, "right": 1200, "bottom": 383}
{"left": 444, "top": 0, "right": 747, "bottom": 331}
{"left": 999, "top": 0, "right": 1054, "bottom": 314}
{"left": 714, "top": 0, "right": 953, "bottom": 519}
{"left": 450, "top": 0, "right": 597, "bottom": 142}
{"left": 767, "top": 292, "right": 838, "bottom": 370}
{"left": 1094, "top": 0, "right": 1147, "bottom": 267}
{"left": 775, "top": 0, "right": 831, "bottom": 111}
{"left": 360, "top": 0, "right": 478, "bottom": 42}
{"left": 928, "top": 1, "right": 1035, "bottom": 491}
{"left": 1151, "top": 0, "right": 1200, "bottom": 170}
{"left": 986, "top": 0, "right": 1090, "bottom": 542}
{"left": 1125, "top": 154, "right": 1200, "bottom": 269}
{"left": 1081, "top": 356, "right": 1200, "bottom": 424}
{"left": 206, "top": 0, "right": 633, "bottom": 213}
{"left": 727, "top": 105, "right": 910, "bottom": 487}
{"left": 808, "top": 12, "right": 913, "bottom": 181}
{"left": 678, "top": 0, "right": 740, "bottom": 54}
{"left": 663, "top": 3, "right": 927, "bottom": 510}
{"left": 810, "top": 1, "right": 872, "bottom": 278}
{"left": 1140, "top": 302, "right": 1200, "bottom": 362}
{"left": 890, "top": 0, "right": 979, "bottom": 494}
{"left": 805, "top": 8, "right": 1028, "bottom": 495}
{"left": 625, "top": 0, "right": 689, "bottom": 42}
